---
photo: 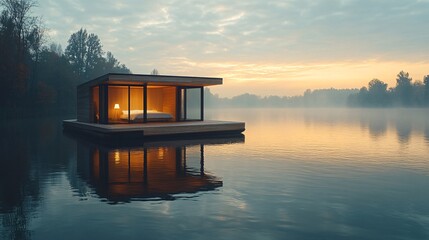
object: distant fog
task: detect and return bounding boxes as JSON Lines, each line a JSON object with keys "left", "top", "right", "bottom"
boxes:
{"left": 205, "top": 72, "right": 429, "bottom": 108}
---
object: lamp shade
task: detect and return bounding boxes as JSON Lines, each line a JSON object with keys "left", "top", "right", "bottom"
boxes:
{"left": 114, "top": 104, "right": 120, "bottom": 109}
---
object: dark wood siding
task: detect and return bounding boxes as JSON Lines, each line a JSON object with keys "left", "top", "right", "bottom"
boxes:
{"left": 77, "top": 85, "right": 91, "bottom": 123}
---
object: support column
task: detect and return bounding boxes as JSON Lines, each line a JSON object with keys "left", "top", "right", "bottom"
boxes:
{"left": 200, "top": 87, "right": 204, "bottom": 121}
{"left": 143, "top": 85, "right": 147, "bottom": 123}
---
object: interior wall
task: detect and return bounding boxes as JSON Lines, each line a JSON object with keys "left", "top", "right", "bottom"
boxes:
{"left": 162, "top": 87, "right": 177, "bottom": 120}
{"left": 147, "top": 86, "right": 177, "bottom": 121}
{"left": 147, "top": 88, "right": 163, "bottom": 111}
{"left": 130, "top": 87, "right": 144, "bottom": 111}
{"left": 107, "top": 86, "right": 128, "bottom": 121}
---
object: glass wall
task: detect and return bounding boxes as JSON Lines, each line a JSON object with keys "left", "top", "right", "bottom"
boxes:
{"left": 100, "top": 84, "right": 202, "bottom": 123}
{"left": 107, "top": 86, "right": 128, "bottom": 123}
{"left": 178, "top": 87, "right": 203, "bottom": 121}
{"left": 186, "top": 88, "right": 202, "bottom": 120}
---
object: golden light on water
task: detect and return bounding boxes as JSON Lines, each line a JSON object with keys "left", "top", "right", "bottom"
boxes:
{"left": 208, "top": 108, "right": 429, "bottom": 172}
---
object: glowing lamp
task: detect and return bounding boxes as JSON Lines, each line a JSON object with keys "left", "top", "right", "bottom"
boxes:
{"left": 114, "top": 150, "right": 120, "bottom": 164}
{"left": 114, "top": 104, "right": 120, "bottom": 110}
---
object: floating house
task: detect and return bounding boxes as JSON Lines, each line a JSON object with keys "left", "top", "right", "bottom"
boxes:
{"left": 63, "top": 73, "right": 245, "bottom": 139}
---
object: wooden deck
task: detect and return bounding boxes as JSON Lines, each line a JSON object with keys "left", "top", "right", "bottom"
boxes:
{"left": 63, "top": 119, "right": 245, "bottom": 140}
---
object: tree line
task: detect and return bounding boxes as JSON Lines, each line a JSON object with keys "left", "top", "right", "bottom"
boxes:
{"left": 348, "top": 71, "right": 429, "bottom": 107}
{"left": 205, "top": 71, "right": 429, "bottom": 108}
{"left": 0, "top": 0, "right": 130, "bottom": 118}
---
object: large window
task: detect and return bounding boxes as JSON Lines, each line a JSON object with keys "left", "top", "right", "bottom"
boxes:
{"left": 186, "top": 88, "right": 202, "bottom": 120}
{"left": 179, "top": 87, "right": 203, "bottom": 121}
{"left": 99, "top": 84, "right": 202, "bottom": 124}
{"left": 107, "top": 86, "right": 128, "bottom": 123}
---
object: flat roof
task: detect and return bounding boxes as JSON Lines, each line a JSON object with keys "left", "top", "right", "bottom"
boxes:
{"left": 79, "top": 73, "right": 223, "bottom": 88}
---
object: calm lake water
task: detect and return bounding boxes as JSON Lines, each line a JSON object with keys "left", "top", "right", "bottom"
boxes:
{"left": 1, "top": 108, "right": 429, "bottom": 240}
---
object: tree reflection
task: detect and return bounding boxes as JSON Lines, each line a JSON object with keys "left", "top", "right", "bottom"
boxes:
{"left": 0, "top": 118, "right": 75, "bottom": 239}
{"left": 0, "top": 122, "right": 39, "bottom": 240}
{"left": 364, "top": 112, "right": 388, "bottom": 139}
{"left": 395, "top": 120, "right": 412, "bottom": 144}
{"left": 425, "top": 124, "right": 429, "bottom": 145}
{"left": 296, "top": 108, "right": 428, "bottom": 145}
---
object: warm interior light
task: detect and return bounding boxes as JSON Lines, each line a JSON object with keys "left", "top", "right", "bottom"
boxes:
{"left": 158, "top": 147, "right": 165, "bottom": 159}
{"left": 114, "top": 104, "right": 120, "bottom": 109}
{"left": 114, "top": 150, "right": 120, "bottom": 164}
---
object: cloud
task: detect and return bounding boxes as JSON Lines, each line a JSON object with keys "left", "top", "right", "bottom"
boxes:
{"left": 35, "top": 0, "right": 429, "bottom": 61}
{"left": 33, "top": 0, "right": 429, "bottom": 96}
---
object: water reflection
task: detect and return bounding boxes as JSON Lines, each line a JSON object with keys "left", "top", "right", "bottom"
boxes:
{"left": 2, "top": 109, "right": 429, "bottom": 239}
{"left": 362, "top": 112, "right": 388, "bottom": 139}
{"left": 396, "top": 120, "right": 412, "bottom": 144}
{"left": 0, "top": 129, "right": 34, "bottom": 240}
{"left": 425, "top": 123, "right": 429, "bottom": 144}
{"left": 71, "top": 135, "right": 244, "bottom": 203}
{"left": 248, "top": 108, "right": 429, "bottom": 146}
{"left": 0, "top": 117, "right": 72, "bottom": 240}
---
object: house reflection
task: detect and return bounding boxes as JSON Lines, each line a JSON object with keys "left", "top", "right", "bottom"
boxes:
{"left": 75, "top": 136, "right": 244, "bottom": 202}
{"left": 425, "top": 125, "right": 429, "bottom": 144}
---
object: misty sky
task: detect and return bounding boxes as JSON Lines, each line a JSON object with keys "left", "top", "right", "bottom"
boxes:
{"left": 34, "top": 0, "right": 429, "bottom": 97}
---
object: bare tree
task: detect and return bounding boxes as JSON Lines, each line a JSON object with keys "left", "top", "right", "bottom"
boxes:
{"left": 150, "top": 68, "right": 159, "bottom": 75}
{"left": 0, "top": 0, "right": 39, "bottom": 55}
{"left": 49, "top": 42, "right": 63, "bottom": 56}
{"left": 0, "top": 0, "right": 44, "bottom": 105}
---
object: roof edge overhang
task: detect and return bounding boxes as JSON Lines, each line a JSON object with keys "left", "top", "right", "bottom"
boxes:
{"left": 78, "top": 73, "right": 223, "bottom": 88}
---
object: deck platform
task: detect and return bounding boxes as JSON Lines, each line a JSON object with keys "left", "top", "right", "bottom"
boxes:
{"left": 63, "top": 119, "right": 245, "bottom": 140}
